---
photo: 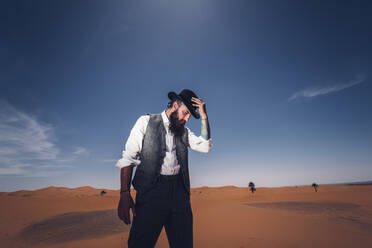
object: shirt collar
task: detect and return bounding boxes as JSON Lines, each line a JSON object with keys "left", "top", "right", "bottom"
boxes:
{"left": 161, "top": 110, "right": 170, "bottom": 126}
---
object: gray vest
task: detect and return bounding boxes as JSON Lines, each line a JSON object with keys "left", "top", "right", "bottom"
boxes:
{"left": 131, "top": 113, "right": 190, "bottom": 195}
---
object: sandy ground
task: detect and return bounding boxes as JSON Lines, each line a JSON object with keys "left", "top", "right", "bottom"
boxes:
{"left": 1, "top": 185, "right": 372, "bottom": 248}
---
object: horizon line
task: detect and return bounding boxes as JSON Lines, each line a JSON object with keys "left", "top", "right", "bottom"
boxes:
{"left": 2, "top": 180, "right": 372, "bottom": 193}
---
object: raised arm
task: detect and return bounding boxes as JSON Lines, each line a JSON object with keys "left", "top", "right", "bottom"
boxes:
{"left": 201, "top": 118, "right": 211, "bottom": 140}
{"left": 191, "top": 96, "right": 211, "bottom": 140}
{"left": 188, "top": 97, "right": 212, "bottom": 153}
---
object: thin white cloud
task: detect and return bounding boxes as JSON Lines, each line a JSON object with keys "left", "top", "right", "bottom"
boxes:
{"left": 289, "top": 75, "right": 367, "bottom": 100}
{"left": 73, "top": 146, "right": 89, "bottom": 156}
{"left": 102, "top": 158, "right": 117, "bottom": 163}
{"left": 0, "top": 101, "right": 59, "bottom": 160}
{"left": 0, "top": 100, "right": 67, "bottom": 176}
{"left": 0, "top": 167, "right": 26, "bottom": 175}
{"left": 17, "top": 170, "right": 70, "bottom": 178}
{"left": 36, "top": 164, "right": 74, "bottom": 169}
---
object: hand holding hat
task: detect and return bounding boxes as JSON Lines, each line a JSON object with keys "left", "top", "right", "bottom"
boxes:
{"left": 191, "top": 97, "right": 207, "bottom": 120}
{"left": 168, "top": 89, "right": 208, "bottom": 119}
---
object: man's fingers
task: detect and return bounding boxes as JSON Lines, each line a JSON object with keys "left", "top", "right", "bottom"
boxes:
{"left": 124, "top": 211, "right": 130, "bottom": 225}
{"left": 118, "top": 211, "right": 127, "bottom": 224}
{"left": 118, "top": 213, "right": 124, "bottom": 221}
{"left": 117, "top": 208, "right": 124, "bottom": 220}
{"left": 191, "top": 97, "right": 203, "bottom": 103}
{"left": 118, "top": 207, "right": 131, "bottom": 225}
{"left": 120, "top": 214, "right": 129, "bottom": 225}
{"left": 192, "top": 100, "right": 205, "bottom": 107}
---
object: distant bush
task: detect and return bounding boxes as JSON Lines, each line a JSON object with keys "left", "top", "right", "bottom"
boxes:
{"left": 311, "top": 183, "right": 318, "bottom": 192}
{"left": 248, "top": 182, "right": 256, "bottom": 193}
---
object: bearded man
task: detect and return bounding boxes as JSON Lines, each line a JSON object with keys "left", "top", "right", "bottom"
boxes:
{"left": 116, "top": 89, "right": 212, "bottom": 248}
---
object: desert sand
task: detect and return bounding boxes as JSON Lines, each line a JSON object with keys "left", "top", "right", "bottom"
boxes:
{"left": 1, "top": 184, "right": 372, "bottom": 248}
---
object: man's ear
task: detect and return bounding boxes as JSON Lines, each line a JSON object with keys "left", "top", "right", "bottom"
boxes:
{"left": 173, "top": 101, "right": 180, "bottom": 110}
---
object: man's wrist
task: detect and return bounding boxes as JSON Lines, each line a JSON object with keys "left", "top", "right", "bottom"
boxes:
{"left": 120, "top": 188, "right": 130, "bottom": 193}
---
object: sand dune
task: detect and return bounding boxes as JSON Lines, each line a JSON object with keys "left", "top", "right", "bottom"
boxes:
{"left": 1, "top": 185, "right": 372, "bottom": 247}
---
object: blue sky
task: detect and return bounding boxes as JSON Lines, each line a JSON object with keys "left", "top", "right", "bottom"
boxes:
{"left": 1, "top": 0, "right": 371, "bottom": 191}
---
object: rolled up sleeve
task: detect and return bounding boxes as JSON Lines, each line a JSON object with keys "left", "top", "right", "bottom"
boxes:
{"left": 186, "top": 127, "right": 212, "bottom": 153}
{"left": 115, "top": 115, "right": 149, "bottom": 169}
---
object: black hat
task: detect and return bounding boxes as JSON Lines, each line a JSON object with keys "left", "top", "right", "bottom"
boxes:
{"left": 168, "top": 89, "right": 200, "bottom": 119}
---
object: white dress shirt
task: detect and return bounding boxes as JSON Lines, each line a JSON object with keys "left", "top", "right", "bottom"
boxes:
{"left": 116, "top": 110, "right": 212, "bottom": 175}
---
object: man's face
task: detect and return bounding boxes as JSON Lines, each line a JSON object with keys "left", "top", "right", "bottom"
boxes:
{"left": 168, "top": 102, "right": 191, "bottom": 137}
{"left": 175, "top": 103, "right": 191, "bottom": 124}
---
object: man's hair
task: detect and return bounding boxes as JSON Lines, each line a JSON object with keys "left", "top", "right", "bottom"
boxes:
{"left": 167, "top": 98, "right": 183, "bottom": 109}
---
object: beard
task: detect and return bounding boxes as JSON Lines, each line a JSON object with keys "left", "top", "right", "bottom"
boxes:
{"left": 169, "top": 110, "right": 185, "bottom": 137}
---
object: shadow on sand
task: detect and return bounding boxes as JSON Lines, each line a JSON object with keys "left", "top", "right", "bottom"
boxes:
{"left": 16, "top": 209, "right": 129, "bottom": 244}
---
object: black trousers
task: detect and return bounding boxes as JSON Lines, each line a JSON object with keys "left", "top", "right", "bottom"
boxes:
{"left": 128, "top": 173, "right": 193, "bottom": 248}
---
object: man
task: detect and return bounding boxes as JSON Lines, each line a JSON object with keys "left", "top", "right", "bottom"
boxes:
{"left": 116, "top": 89, "right": 212, "bottom": 248}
